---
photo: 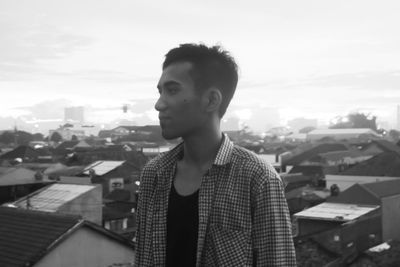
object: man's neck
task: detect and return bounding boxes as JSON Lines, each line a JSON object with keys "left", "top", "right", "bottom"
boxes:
{"left": 181, "top": 126, "right": 223, "bottom": 171}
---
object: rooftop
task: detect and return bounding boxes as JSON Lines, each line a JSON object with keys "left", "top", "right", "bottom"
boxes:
{"left": 0, "top": 206, "right": 80, "bottom": 267}
{"left": 0, "top": 206, "right": 135, "bottom": 267}
{"left": 294, "top": 202, "right": 379, "bottom": 222}
{"left": 308, "top": 128, "right": 379, "bottom": 136}
{"left": 341, "top": 151, "right": 400, "bottom": 177}
{"left": 82, "top": 160, "right": 125, "bottom": 176}
{"left": 11, "top": 183, "right": 97, "bottom": 212}
{"left": 0, "top": 167, "right": 53, "bottom": 186}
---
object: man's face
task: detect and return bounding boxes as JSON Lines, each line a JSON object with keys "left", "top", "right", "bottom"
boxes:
{"left": 155, "top": 61, "right": 206, "bottom": 140}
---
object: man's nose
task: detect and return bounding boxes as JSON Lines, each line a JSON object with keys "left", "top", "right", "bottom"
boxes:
{"left": 155, "top": 96, "right": 167, "bottom": 111}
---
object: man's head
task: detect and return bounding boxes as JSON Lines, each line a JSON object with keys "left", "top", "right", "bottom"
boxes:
{"left": 162, "top": 43, "right": 238, "bottom": 118}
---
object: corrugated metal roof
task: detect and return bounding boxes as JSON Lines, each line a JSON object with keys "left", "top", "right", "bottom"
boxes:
{"left": 12, "top": 183, "right": 96, "bottom": 212}
{"left": 83, "top": 160, "right": 125, "bottom": 176}
{"left": 294, "top": 202, "right": 379, "bottom": 221}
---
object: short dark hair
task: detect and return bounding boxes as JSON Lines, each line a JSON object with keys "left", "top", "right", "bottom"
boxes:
{"left": 163, "top": 43, "right": 238, "bottom": 117}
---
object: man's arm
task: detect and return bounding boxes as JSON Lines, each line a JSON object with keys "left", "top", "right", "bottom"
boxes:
{"left": 252, "top": 171, "right": 297, "bottom": 266}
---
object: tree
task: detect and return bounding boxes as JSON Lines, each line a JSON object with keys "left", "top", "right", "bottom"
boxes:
{"left": 50, "top": 132, "right": 63, "bottom": 142}
{"left": 71, "top": 135, "right": 78, "bottom": 141}
{"left": 330, "top": 112, "right": 377, "bottom": 130}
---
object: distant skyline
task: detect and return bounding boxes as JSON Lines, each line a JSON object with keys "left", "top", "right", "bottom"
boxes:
{"left": 1, "top": 0, "right": 400, "bottom": 133}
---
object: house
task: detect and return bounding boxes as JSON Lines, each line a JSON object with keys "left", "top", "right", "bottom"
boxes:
{"left": 285, "top": 185, "right": 329, "bottom": 214}
{"left": 81, "top": 160, "right": 142, "bottom": 196}
{"left": 0, "top": 167, "right": 54, "bottom": 204}
{"left": 339, "top": 151, "right": 400, "bottom": 177}
{"left": 307, "top": 128, "right": 381, "bottom": 142}
{"left": 360, "top": 139, "right": 400, "bottom": 156}
{"left": 110, "top": 125, "right": 161, "bottom": 140}
{"left": 0, "top": 207, "right": 135, "bottom": 267}
{"left": 103, "top": 190, "right": 137, "bottom": 240}
{"left": 306, "top": 149, "right": 373, "bottom": 167}
{"left": 325, "top": 174, "right": 400, "bottom": 192}
{"left": 0, "top": 145, "right": 41, "bottom": 164}
{"left": 328, "top": 179, "right": 400, "bottom": 241}
{"left": 282, "top": 143, "right": 349, "bottom": 169}
{"left": 294, "top": 202, "right": 380, "bottom": 237}
{"left": 9, "top": 183, "right": 102, "bottom": 225}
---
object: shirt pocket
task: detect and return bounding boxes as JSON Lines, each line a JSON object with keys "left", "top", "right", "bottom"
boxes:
{"left": 203, "top": 223, "right": 252, "bottom": 267}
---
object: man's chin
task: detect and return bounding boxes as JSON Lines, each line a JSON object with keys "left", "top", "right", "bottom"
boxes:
{"left": 161, "top": 131, "right": 179, "bottom": 140}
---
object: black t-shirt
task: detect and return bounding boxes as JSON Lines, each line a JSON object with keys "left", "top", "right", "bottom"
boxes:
{"left": 166, "top": 184, "right": 199, "bottom": 267}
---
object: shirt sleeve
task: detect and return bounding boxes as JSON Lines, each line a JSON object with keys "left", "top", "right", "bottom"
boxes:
{"left": 252, "top": 170, "right": 297, "bottom": 266}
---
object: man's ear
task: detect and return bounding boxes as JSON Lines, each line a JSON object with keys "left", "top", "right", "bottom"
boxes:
{"left": 204, "top": 87, "right": 222, "bottom": 113}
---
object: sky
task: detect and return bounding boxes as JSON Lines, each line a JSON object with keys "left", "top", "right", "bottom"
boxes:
{"left": 1, "top": 0, "right": 400, "bottom": 133}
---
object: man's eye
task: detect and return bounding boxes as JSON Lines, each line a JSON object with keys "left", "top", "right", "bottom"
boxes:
{"left": 167, "top": 87, "right": 179, "bottom": 94}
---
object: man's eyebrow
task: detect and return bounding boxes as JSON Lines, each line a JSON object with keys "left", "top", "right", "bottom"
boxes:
{"left": 158, "top": 81, "right": 181, "bottom": 89}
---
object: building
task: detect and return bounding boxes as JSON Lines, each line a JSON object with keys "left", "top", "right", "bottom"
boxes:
{"left": 307, "top": 128, "right": 380, "bottom": 142}
{"left": 0, "top": 167, "right": 54, "bottom": 204}
{"left": 325, "top": 174, "right": 400, "bottom": 192}
{"left": 327, "top": 179, "right": 400, "bottom": 241}
{"left": 0, "top": 207, "right": 135, "bottom": 267}
{"left": 10, "top": 183, "right": 102, "bottom": 225}
{"left": 294, "top": 202, "right": 382, "bottom": 264}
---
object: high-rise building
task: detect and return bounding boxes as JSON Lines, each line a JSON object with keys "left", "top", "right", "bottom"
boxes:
{"left": 64, "top": 106, "right": 84, "bottom": 124}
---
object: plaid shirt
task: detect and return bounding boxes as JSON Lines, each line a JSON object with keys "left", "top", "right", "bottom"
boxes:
{"left": 135, "top": 135, "right": 296, "bottom": 266}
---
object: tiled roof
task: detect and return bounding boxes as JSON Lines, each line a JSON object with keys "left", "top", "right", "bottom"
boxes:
{"left": 0, "top": 145, "right": 38, "bottom": 160}
{"left": 363, "top": 179, "right": 400, "bottom": 198}
{"left": 0, "top": 206, "right": 135, "bottom": 267}
{"left": 327, "top": 183, "right": 381, "bottom": 205}
{"left": 368, "top": 140, "right": 400, "bottom": 155}
{"left": 0, "top": 206, "right": 80, "bottom": 267}
{"left": 283, "top": 143, "right": 348, "bottom": 166}
{"left": 341, "top": 151, "right": 400, "bottom": 176}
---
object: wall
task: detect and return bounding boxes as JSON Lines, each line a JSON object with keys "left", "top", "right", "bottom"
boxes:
{"left": 35, "top": 227, "right": 135, "bottom": 267}
{"left": 297, "top": 219, "right": 342, "bottom": 237}
{"left": 382, "top": 194, "right": 400, "bottom": 241}
{"left": 325, "top": 175, "right": 399, "bottom": 192}
{"left": 58, "top": 184, "right": 102, "bottom": 225}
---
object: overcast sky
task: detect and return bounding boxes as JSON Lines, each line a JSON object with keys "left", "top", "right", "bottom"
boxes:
{"left": 1, "top": 0, "right": 400, "bottom": 132}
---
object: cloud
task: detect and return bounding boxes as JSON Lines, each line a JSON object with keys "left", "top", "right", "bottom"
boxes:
{"left": 0, "top": 15, "right": 93, "bottom": 80}
{"left": 16, "top": 98, "right": 72, "bottom": 120}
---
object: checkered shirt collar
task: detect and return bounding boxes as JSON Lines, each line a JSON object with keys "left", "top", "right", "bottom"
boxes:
{"left": 156, "top": 133, "right": 234, "bottom": 172}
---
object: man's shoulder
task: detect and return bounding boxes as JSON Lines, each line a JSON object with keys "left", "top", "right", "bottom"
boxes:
{"left": 231, "top": 145, "right": 278, "bottom": 177}
{"left": 231, "top": 145, "right": 267, "bottom": 166}
{"left": 142, "top": 146, "right": 179, "bottom": 172}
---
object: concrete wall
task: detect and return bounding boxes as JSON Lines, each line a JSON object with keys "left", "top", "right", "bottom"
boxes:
{"left": 58, "top": 184, "right": 102, "bottom": 225}
{"left": 382, "top": 194, "right": 400, "bottom": 241}
{"left": 297, "top": 219, "right": 342, "bottom": 237}
{"left": 325, "top": 175, "right": 399, "bottom": 192}
{"left": 35, "top": 227, "right": 135, "bottom": 267}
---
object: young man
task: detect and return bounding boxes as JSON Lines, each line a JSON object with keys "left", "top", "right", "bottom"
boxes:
{"left": 135, "top": 43, "right": 296, "bottom": 266}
